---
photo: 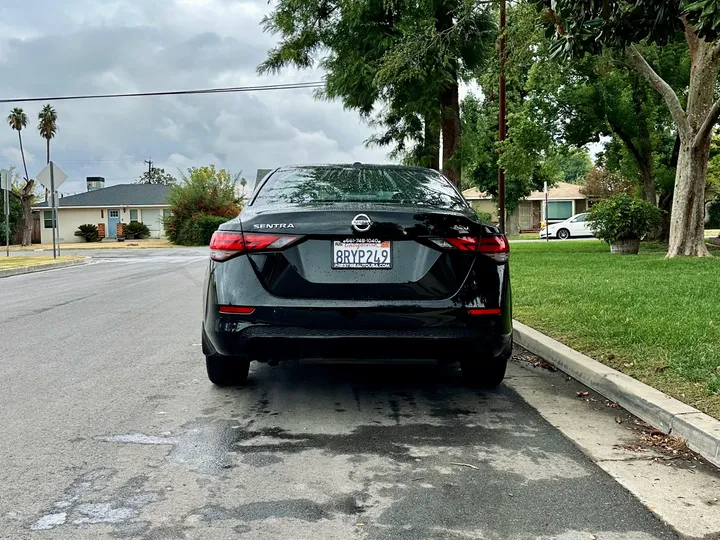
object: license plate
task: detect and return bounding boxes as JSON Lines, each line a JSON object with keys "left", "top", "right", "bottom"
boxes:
{"left": 332, "top": 239, "right": 392, "bottom": 269}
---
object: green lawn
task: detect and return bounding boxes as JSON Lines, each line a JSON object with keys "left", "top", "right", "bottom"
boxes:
{"left": 510, "top": 240, "right": 720, "bottom": 419}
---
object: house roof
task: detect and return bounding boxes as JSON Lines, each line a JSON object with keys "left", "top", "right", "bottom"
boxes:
{"left": 34, "top": 184, "right": 171, "bottom": 208}
{"left": 462, "top": 182, "right": 586, "bottom": 202}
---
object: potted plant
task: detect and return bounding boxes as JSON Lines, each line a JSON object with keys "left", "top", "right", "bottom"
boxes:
{"left": 587, "top": 194, "right": 662, "bottom": 254}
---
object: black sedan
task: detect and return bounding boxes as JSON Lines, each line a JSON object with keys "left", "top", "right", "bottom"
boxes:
{"left": 202, "top": 164, "right": 512, "bottom": 386}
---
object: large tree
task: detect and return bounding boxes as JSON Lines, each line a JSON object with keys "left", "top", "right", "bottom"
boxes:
{"left": 7, "top": 108, "right": 35, "bottom": 246}
{"left": 257, "top": 0, "right": 494, "bottom": 185}
{"left": 537, "top": 0, "right": 720, "bottom": 257}
{"left": 37, "top": 104, "right": 58, "bottom": 165}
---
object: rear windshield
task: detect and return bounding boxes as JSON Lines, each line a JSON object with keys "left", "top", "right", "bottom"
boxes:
{"left": 253, "top": 167, "right": 466, "bottom": 210}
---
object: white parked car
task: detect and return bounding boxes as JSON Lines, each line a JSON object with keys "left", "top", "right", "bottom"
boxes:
{"left": 539, "top": 213, "right": 594, "bottom": 240}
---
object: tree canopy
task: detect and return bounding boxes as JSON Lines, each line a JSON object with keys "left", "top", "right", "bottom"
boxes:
{"left": 137, "top": 167, "right": 176, "bottom": 185}
{"left": 258, "top": 0, "right": 496, "bottom": 185}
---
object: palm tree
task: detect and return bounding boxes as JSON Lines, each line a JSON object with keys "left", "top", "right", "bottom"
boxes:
{"left": 37, "top": 104, "right": 58, "bottom": 164}
{"left": 7, "top": 108, "right": 35, "bottom": 246}
{"left": 7, "top": 108, "right": 29, "bottom": 182}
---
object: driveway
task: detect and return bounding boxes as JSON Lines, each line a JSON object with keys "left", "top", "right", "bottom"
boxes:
{"left": 0, "top": 252, "right": 685, "bottom": 539}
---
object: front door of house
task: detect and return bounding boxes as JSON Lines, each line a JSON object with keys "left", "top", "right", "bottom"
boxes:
{"left": 108, "top": 210, "right": 120, "bottom": 238}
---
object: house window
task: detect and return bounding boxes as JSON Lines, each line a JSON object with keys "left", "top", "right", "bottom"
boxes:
{"left": 129, "top": 209, "right": 139, "bottom": 222}
{"left": 546, "top": 201, "right": 573, "bottom": 220}
{"left": 43, "top": 210, "right": 55, "bottom": 229}
{"left": 108, "top": 210, "right": 119, "bottom": 219}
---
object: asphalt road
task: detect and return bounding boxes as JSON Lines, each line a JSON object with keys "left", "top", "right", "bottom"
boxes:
{"left": 0, "top": 251, "right": 678, "bottom": 540}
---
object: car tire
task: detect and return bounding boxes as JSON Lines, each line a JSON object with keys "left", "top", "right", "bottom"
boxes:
{"left": 206, "top": 355, "right": 250, "bottom": 386}
{"left": 460, "top": 356, "right": 508, "bottom": 388}
{"left": 557, "top": 228, "right": 570, "bottom": 240}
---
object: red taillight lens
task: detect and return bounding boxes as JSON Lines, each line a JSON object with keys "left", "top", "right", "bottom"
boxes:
{"left": 478, "top": 235, "right": 509, "bottom": 262}
{"left": 445, "top": 237, "right": 481, "bottom": 251}
{"left": 478, "top": 235, "right": 509, "bottom": 254}
{"left": 432, "top": 235, "right": 509, "bottom": 262}
{"left": 219, "top": 306, "right": 255, "bottom": 314}
{"left": 209, "top": 232, "right": 301, "bottom": 262}
{"left": 468, "top": 308, "right": 502, "bottom": 316}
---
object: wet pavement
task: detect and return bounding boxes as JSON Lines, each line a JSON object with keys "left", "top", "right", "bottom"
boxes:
{"left": 0, "top": 251, "right": 679, "bottom": 539}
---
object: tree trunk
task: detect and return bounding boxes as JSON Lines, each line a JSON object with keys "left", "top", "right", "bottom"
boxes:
{"left": 440, "top": 80, "right": 461, "bottom": 187}
{"left": 668, "top": 138, "right": 711, "bottom": 256}
{"left": 505, "top": 206, "right": 520, "bottom": 236}
{"left": 666, "top": 37, "right": 719, "bottom": 258}
{"left": 20, "top": 181, "right": 34, "bottom": 247}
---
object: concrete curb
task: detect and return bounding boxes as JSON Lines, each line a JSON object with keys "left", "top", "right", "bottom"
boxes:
{"left": 0, "top": 258, "right": 89, "bottom": 279}
{"left": 514, "top": 320, "right": 720, "bottom": 469}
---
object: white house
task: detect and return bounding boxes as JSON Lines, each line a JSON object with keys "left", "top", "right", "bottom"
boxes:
{"left": 33, "top": 178, "right": 171, "bottom": 244}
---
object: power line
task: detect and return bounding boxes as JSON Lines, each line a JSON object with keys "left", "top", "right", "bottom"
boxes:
{"left": 0, "top": 81, "right": 326, "bottom": 104}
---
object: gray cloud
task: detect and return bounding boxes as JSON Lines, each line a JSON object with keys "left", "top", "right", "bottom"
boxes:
{"left": 0, "top": 0, "right": 392, "bottom": 195}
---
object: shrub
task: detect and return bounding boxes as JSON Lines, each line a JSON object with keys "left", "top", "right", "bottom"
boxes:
{"left": 175, "top": 215, "right": 230, "bottom": 246}
{"left": 125, "top": 221, "right": 150, "bottom": 239}
{"left": 475, "top": 210, "right": 494, "bottom": 224}
{"left": 163, "top": 165, "right": 242, "bottom": 244}
{"left": 587, "top": 194, "right": 662, "bottom": 244}
{"left": 74, "top": 223, "right": 100, "bottom": 242}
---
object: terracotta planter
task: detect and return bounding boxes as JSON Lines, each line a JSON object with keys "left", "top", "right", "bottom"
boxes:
{"left": 610, "top": 238, "right": 640, "bottom": 254}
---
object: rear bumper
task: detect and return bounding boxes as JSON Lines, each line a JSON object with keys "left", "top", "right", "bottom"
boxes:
{"left": 203, "top": 307, "right": 512, "bottom": 362}
{"left": 202, "top": 254, "right": 513, "bottom": 363}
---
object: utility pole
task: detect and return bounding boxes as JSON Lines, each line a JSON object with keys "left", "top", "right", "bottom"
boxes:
{"left": 144, "top": 159, "right": 153, "bottom": 176}
{"left": 498, "top": 0, "right": 507, "bottom": 234}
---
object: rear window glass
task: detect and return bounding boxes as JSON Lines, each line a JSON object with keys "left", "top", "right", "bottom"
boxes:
{"left": 254, "top": 167, "right": 466, "bottom": 210}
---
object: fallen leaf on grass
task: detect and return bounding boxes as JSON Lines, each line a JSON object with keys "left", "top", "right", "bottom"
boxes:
{"left": 623, "top": 363, "right": 634, "bottom": 368}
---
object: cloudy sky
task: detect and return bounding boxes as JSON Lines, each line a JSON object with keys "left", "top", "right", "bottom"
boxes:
{"left": 0, "top": 0, "right": 395, "bottom": 195}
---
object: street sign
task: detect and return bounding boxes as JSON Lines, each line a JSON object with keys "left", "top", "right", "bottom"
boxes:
{"left": 36, "top": 162, "right": 68, "bottom": 190}
{"left": 0, "top": 169, "right": 9, "bottom": 190}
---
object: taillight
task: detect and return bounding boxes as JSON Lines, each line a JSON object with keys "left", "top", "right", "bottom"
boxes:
{"left": 468, "top": 308, "right": 502, "bottom": 316}
{"left": 445, "top": 237, "right": 480, "bottom": 251}
{"left": 478, "top": 235, "right": 509, "bottom": 263}
{"left": 209, "top": 231, "right": 301, "bottom": 262}
{"left": 219, "top": 306, "right": 255, "bottom": 315}
{"left": 430, "top": 235, "right": 509, "bottom": 262}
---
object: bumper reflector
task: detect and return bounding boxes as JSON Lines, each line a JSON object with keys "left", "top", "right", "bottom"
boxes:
{"left": 219, "top": 306, "right": 255, "bottom": 315}
{"left": 467, "top": 308, "right": 502, "bottom": 316}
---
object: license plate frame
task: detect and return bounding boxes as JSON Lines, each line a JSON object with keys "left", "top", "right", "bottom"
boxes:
{"left": 332, "top": 239, "right": 392, "bottom": 270}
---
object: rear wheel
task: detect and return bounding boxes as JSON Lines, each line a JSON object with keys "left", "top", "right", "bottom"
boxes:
{"left": 461, "top": 356, "right": 508, "bottom": 388}
{"left": 206, "top": 356, "right": 250, "bottom": 386}
{"left": 557, "top": 228, "right": 570, "bottom": 240}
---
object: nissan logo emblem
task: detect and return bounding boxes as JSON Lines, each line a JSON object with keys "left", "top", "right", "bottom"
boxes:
{"left": 351, "top": 214, "right": 372, "bottom": 232}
